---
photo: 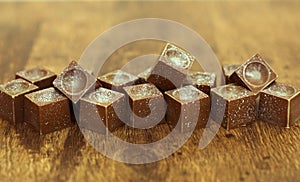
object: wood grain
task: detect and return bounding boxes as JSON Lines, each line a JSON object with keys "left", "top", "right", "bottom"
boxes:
{"left": 1, "top": 2, "right": 300, "bottom": 181}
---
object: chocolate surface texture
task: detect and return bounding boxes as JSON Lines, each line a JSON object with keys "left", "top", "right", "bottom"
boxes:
{"left": 24, "top": 87, "right": 73, "bottom": 135}
{"left": 222, "top": 64, "right": 240, "bottom": 84}
{"left": 98, "top": 69, "right": 139, "bottom": 93}
{"left": 211, "top": 84, "right": 257, "bottom": 130}
{"left": 137, "top": 67, "right": 153, "bottom": 84}
{"left": 229, "top": 54, "right": 278, "bottom": 94}
{"left": 79, "top": 87, "right": 126, "bottom": 134}
{"left": 165, "top": 85, "right": 210, "bottom": 132}
{"left": 0, "top": 79, "right": 38, "bottom": 124}
{"left": 16, "top": 66, "right": 57, "bottom": 89}
{"left": 53, "top": 61, "right": 97, "bottom": 103}
{"left": 187, "top": 71, "right": 216, "bottom": 95}
{"left": 259, "top": 82, "right": 300, "bottom": 127}
{"left": 147, "top": 43, "right": 195, "bottom": 91}
{"left": 124, "top": 83, "right": 165, "bottom": 129}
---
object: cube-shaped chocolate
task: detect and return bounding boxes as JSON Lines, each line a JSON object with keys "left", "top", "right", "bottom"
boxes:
{"left": 165, "top": 85, "right": 210, "bottom": 132}
{"left": 211, "top": 84, "right": 257, "bottom": 130}
{"left": 259, "top": 82, "right": 300, "bottom": 128}
{"left": 53, "top": 61, "right": 97, "bottom": 103}
{"left": 79, "top": 88, "right": 126, "bottom": 134}
{"left": 0, "top": 79, "right": 38, "bottom": 124}
{"left": 67, "top": 79, "right": 103, "bottom": 122}
{"left": 187, "top": 71, "right": 216, "bottom": 95}
{"left": 16, "top": 66, "right": 57, "bottom": 89}
{"left": 229, "top": 54, "right": 278, "bottom": 94}
{"left": 123, "top": 83, "right": 165, "bottom": 129}
{"left": 98, "top": 70, "right": 139, "bottom": 93}
{"left": 24, "top": 87, "right": 74, "bottom": 135}
{"left": 147, "top": 43, "right": 195, "bottom": 91}
{"left": 137, "top": 67, "right": 153, "bottom": 84}
{"left": 222, "top": 64, "right": 240, "bottom": 84}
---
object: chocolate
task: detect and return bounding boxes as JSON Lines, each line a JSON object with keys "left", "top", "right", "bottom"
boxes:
{"left": 24, "top": 87, "right": 74, "bottom": 135}
{"left": 259, "top": 82, "right": 300, "bottom": 128}
{"left": 147, "top": 43, "right": 195, "bottom": 91}
{"left": 229, "top": 54, "right": 278, "bottom": 94}
{"left": 79, "top": 88, "right": 126, "bottom": 134}
{"left": 15, "top": 66, "right": 57, "bottom": 89}
{"left": 123, "top": 83, "right": 165, "bottom": 128}
{"left": 137, "top": 67, "right": 153, "bottom": 84}
{"left": 211, "top": 84, "right": 257, "bottom": 130}
{"left": 187, "top": 71, "right": 216, "bottom": 95}
{"left": 98, "top": 69, "right": 139, "bottom": 93}
{"left": 222, "top": 64, "right": 240, "bottom": 84}
{"left": 0, "top": 79, "right": 38, "bottom": 124}
{"left": 165, "top": 85, "right": 210, "bottom": 132}
{"left": 53, "top": 61, "right": 97, "bottom": 103}
{"left": 85, "top": 79, "right": 102, "bottom": 95}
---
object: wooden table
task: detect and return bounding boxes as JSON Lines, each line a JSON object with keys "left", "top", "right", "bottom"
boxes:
{"left": 1, "top": 2, "right": 300, "bottom": 181}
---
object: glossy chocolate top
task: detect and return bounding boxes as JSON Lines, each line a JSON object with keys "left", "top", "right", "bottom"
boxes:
{"left": 0, "top": 79, "right": 38, "bottom": 97}
{"left": 166, "top": 85, "right": 208, "bottom": 103}
{"left": 188, "top": 71, "right": 216, "bottom": 87}
{"left": 212, "top": 84, "right": 255, "bottom": 101}
{"left": 232, "top": 54, "right": 278, "bottom": 93}
{"left": 161, "top": 43, "right": 195, "bottom": 70}
{"left": 124, "top": 83, "right": 162, "bottom": 100}
{"left": 16, "top": 67, "right": 56, "bottom": 82}
{"left": 53, "top": 60, "right": 97, "bottom": 103}
{"left": 83, "top": 87, "right": 124, "bottom": 106}
{"left": 25, "top": 87, "right": 66, "bottom": 105}
{"left": 263, "top": 82, "right": 299, "bottom": 99}
{"left": 99, "top": 70, "right": 139, "bottom": 86}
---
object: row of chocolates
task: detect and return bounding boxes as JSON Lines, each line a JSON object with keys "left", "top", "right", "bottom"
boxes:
{"left": 0, "top": 43, "right": 300, "bottom": 135}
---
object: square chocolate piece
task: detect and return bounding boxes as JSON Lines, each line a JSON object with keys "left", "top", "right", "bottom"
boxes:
{"left": 165, "top": 85, "right": 210, "bottom": 132}
{"left": 24, "top": 87, "right": 74, "bottom": 135}
{"left": 137, "top": 67, "right": 153, "bottom": 84}
{"left": 259, "top": 82, "right": 300, "bottom": 128}
{"left": 79, "top": 88, "right": 126, "bottom": 134}
{"left": 147, "top": 43, "right": 195, "bottom": 91}
{"left": 222, "top": 64, "right": 240, "bottom": 84}
{"left": 229, "top": 54, "right": 278, "bottom": 94}
{"left": 211, "top": 84, "right": 257, "bottom": 130}
{"left": 0, "top": 79, "right": 38, "bottom": 124}
{"left": 16, "top": 66, "right": 57, "bottom": 89}
{"left": 187, "top": 71, "right": 216, "bottom": 95}
{"left": 98, "top": 69, "right": 139, "bottom": 93}
{"left": 123, "top": 83, "right": 165, "bottom": 129}
{"left": 53, "top": 61, "right": 97, "bottom": 103}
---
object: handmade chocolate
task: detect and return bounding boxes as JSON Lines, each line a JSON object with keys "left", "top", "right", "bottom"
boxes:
{"left": 79, "top": 88, "right": 126, "bottom": 134}
{"left": 222, "top": 64, "right": 240, "bottom": 84}
{"left": 16, "top": 66, "right": 57, "bottom": 89}
{"left": 147, "top": 43, "right": 195, "bottom": 91}
{"left": 211, "top": 84, "right": 257, "bottom": 130}
{"left": 123, "top": 83, "right": 165, "bottom": 129}
{"left": 53, "top": 61, "right": 97, "bottom": 103}
{"left": 24, "top": 87, "right": 74, "bottom": 135}
{"left": 187, "top": 71, "right": 216, "bottom": 95}
{"left": 229, "top": 54, "right": 278, "bottom": 94}
{"left": 137, "top": 67, "right": 153, "bottom": 84}
{"left": 259, "top": 82, "right": 300, "bottom": 128}
{"left": 98, "top": 69, "right": 139, "bottom": 93}
{"left": 165, "top": 85, "right": 210, "bottom": 132}
{"left": 0, "top": 79, "right": 38, "bottom": 124}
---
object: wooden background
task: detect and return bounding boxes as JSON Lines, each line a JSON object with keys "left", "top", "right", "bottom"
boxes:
{"left": 1, "top": 1, "right": 300, "bottom": 181}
